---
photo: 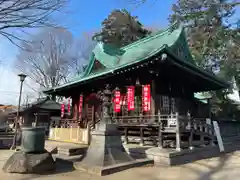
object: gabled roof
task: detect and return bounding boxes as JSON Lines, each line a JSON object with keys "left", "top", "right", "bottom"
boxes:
{"left": 10, "top": 98, "right": 61, "bottom": 114}
{"left": 44, "top": 25, "right": 228, "bottom": 94}
{"left": 83, "top": 26, "right": 193, "bottom": 77}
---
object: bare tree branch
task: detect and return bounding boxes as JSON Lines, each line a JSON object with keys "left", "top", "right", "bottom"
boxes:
{"left": 15, "top": 27, "right": 74, "bottom": 90}
{"left": 14, "top": 27, "right": 95, "bottom": 91}
{"left": 69, "top": 31, "right": 97, "bottom": 76}
{"left": 0, "top": 0, "right": 68, "bottom": 46}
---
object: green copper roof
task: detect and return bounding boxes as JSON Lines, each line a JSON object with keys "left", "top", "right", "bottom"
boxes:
{"left": 83, "top": 26, "right": 192, "bottom": 77}
{"left": 43, "top": 25, "right": 228, "bottom": 94}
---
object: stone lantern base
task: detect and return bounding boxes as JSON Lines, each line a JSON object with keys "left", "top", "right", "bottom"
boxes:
{"left": 2, "top": 150, "right": 55, "bottom": 174}
{"left": 3, "top": 127, "right": 55, "bottom": 174}
{"left": 74, "top": 124, "right": 152, "bottom": 176}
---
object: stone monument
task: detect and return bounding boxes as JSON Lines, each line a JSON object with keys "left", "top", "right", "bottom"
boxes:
{"left": 3, "top": 127, "right": 55, "bottom": 174}
{"left": 74, "top": 85, "right": 152, "bottom": 176}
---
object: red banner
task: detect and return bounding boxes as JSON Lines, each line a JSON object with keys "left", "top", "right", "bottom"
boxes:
{"left": 114, "top": 90, "right": 121, "bottom": 112}
{"left": 78, "top": 95, "right": 83, "bottom": 119}
{"left": 127, "top": 86, "right": 135, "bottom": 111}
{"left": 67, "top": 97, "right": 71, "bottom": 114}
{"left": 61, "top": 104, "right": 65, "bottom": 118}
{"left": 142, "top": 84, "right": 151, "bottom": 112}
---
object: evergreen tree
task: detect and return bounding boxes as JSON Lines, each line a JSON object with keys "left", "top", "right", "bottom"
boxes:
{"left": 93, "top": 9, "right": 150, "bottom": 47}
{"left": 169, "top": 0, "right": 240, "bottom": 86}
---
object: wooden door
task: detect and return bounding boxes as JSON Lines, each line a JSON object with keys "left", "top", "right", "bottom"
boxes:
{"left": 85, "top": 93, "right": 101, "bottom": 129}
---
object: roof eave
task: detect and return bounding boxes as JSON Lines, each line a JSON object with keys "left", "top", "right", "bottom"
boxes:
{"left": 43, "top": 45, "right": 168, "bottom": 95}
{"left": 164, "top": 48, "right": 229, "bottom": 90}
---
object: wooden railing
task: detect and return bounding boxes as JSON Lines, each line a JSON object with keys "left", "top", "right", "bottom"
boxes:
{"left": 112, "top": 113, "right": 214, "bottom": 151}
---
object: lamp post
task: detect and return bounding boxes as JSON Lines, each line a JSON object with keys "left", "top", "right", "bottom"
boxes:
{"left": 10, "top": 73, "right": 27, "bottom": 150}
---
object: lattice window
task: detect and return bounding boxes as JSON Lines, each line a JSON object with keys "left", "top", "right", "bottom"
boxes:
{"left": 171, "top": 98, "right": 176, "bottom": 113}
{"left": 161, "top": 95, "right": 170, "bottom": 113}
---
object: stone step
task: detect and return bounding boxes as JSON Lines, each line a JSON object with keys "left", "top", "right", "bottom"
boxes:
{"left": 55, "top": 154, "right": 83, "bottom": 162}
{"left": 58, "top": 146, "right": 88, "bottom": 156}
{"left": 45, "top": 145, "right": 58, "bottom": 154}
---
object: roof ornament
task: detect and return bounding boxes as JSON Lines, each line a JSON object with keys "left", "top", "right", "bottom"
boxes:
{"left": 160, "top": 53, "right": 167, "bottom": 62}
{"left": 170, "top": 21, "right": 178, "bottom": 32}
{"left": 170, "top": 21, "right": 184, "bottom": 32}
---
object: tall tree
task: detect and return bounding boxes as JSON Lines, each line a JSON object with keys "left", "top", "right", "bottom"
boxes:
{"left": 169, "top": 0, "right": 240, "bottom": 89}
{"left": 0, "top": 0, "right": 68, "bottom": 46}
{"left": 15, "top": 28, "right": 96, "bottom": 92}
{"left": 15, "top": 27, "right": 75, "bottom": 90}
{"left": 93, "top": 9, "right": 150, "bottom": 47}
{"left": 170, "top": 1, "right": 239, "bottom": 67}
{"left": 70, "top": 32, "right": 97, "bottom": 75}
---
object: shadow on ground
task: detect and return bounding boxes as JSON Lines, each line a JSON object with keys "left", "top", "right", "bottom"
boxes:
{"left": 182, "top": 150, "right": 238, "bottom": 180}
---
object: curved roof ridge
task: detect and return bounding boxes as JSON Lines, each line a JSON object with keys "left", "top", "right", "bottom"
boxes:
{"left": 121, "top": 24, "right": 182, "bottom": 51}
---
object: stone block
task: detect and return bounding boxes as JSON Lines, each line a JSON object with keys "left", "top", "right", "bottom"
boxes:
{"left": 2, "top": 150, "right": 56, "bottom": 174}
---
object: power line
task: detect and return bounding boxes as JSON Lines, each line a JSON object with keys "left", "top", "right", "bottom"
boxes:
{"left": 0, "top": 91, "right": 36, "bottom": 96}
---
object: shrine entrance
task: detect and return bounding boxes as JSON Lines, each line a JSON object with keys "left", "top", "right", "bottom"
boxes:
{"left": 84, "top": 93, "right": 102, "bottom": 128}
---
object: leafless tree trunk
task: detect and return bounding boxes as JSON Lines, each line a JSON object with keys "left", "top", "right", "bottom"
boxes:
{"left": 15, "top": 27, "right": 74, "bottom": 90}
{"left": 0, "top": 0, "right": 68, "bottom": 47}
{"left": 15, "top": 28, "right": 96, "bottom": 91}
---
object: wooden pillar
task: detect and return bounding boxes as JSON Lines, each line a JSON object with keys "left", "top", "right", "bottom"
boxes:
{"left": 206, "top": 118, "right": 215, "bottom": 146}
{"left": 200, "top": 121, "right": 205, "bottom": 146}
{"left": 169, "top": 83, "right": 172, "bottom": 114}
{"left": 151, "top": 80, "right": 156, "bottom": 116}
{"left": 124, "top": 127, "right": 129, "bottom": 144}
{"left": 188, "top": 112, "right": 194, "bottom": 150}
{"left": 72, "top": 96, "right": 78, "bottom": 119}
{"left": 140, "top": 127, "right": 144, "bottom": 146}
{"left": 175, "top": 112, "right": 181, "bottom": 151}
{"left": 158, "top": 110, "right": 163, "bottom": 148}
{"left": 92, "top": 106, "right": 95, "bottom": 129}
{"left": 208, "top": 98, "right": 212, "bottom": 119}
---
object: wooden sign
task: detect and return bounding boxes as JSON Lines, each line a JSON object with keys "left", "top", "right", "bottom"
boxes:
{"left": 127, "top": 86, "right": 135, "bottom": 111}
{"left": 213, "top": 120, "right": 224, "bottom": 152}
{"left": 142, "top": 84, "right": 151, "bottom": 112}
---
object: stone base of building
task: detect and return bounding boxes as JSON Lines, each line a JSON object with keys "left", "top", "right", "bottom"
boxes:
{"left": 145, "top": 146, "right": 222, "bottom": 167}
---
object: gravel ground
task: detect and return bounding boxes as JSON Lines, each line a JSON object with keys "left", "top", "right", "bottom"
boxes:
{"left": 0, "top": 149, "right": 240, "bottom": 180}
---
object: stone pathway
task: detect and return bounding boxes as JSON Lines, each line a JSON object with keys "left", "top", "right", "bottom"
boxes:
{"left": 1, "top": 150, "right": 240, "bottom": 180}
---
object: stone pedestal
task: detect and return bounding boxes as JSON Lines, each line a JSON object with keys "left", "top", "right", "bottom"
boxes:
{"left": 2, "top": 151, "right": 55, "bottom": 174}
{"left": 74, "top": 124, "right": 152, "bottom": 176}
{"left": 145, "top": 146, "right": 221, "bottom": 167}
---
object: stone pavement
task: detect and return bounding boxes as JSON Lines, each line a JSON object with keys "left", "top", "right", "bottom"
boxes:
{"left": 1, "top": 149, "right": 240, "bottom": 180}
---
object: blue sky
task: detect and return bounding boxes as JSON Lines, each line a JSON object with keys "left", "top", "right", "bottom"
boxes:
{"left": 64, "top": 0, "right": 176, "bottom": 36}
